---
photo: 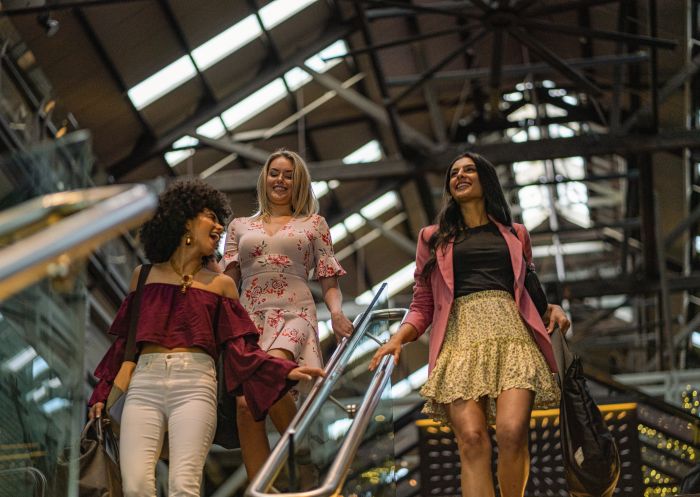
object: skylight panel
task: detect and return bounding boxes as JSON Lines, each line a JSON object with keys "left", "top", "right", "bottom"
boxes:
{"left": 196, "top": 118, "right": 227, "bottom": 140}
{"left": 165, "top": 149, "right": 195, "bottom": 167}
{"left": 191, "top": 15, "right": 262, "bottom": 70}
{"left": 284, "top": 67, "right": 311, "bottom": 92}
{"left": 128, "top": 56, "right": 197, "bottom": 110}
{"left": 165, "top": 136, "right": 198, "bottom": 168}
{"left": 221, "top": 79, "right": 287, "bottom": 130}
{"left": 343, "top": 140, "right": 382, "bottom": 164}
{"left": 330, "top": 223, "right": 348, "bottom": 243}
{"left": 304, "top": 40, "right": 347, "bottom": 72}
{"left": 355, "top": 262, "right": 416, "bottom": 305}
{"left": 259, "top": 0, "right": 318, "bottom": 30}
{"left": 360, "top": 191, "right": 398, "bottom": 218}
{"left": 312, "top": 181, "right": 329, "bottom": 197}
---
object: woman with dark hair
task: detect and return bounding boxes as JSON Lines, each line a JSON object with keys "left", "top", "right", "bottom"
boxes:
{"left": 370, "top": 153, "right": 570, "bottom": 497}
{"left": 87, "top": 179, "right": 323, "bottom": 497}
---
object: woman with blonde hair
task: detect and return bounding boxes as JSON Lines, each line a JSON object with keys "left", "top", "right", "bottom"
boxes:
{"left": 223, "top": 149, "right": 353, "bottom": 479}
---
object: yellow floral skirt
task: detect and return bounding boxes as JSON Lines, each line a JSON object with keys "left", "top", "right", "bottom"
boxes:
{"left": 421, "top": 290, "right": 559, "bottom": 425}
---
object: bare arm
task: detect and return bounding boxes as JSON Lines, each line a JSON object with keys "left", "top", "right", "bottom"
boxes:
{"left": 223, "top": 262, "right": 241, "bottom": 288}
{"left": 320, "top": 276, "right": 353, "bottom": 339}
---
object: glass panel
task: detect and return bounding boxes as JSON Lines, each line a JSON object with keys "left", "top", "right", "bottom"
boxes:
{"left": 266, "top": 291, "right": 396, "bottom": 497}
{"left": 0, "top": 131, "right": 92, "bottom": 210}
{"left": 0, "top": 277, "right": 85, "bottom": 497}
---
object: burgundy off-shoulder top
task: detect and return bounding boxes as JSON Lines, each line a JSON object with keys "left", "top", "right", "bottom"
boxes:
{"left": 89, "top": 283, "right": 297, "bottom": 421}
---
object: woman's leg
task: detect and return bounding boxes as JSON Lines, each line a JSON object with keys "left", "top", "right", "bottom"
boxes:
{"left": 238, "top": 348, "right": 297, "bottom": 481}
{"left": 447, "top": 398, "right": 495, "bottom": 497}
{"left": 167, "top": 359, "right": 217, "bottom": 497}
{"left": 494, "top": 388, "right": 535, "bottom": 497}
{"left": 119, "top": 367, "right": 167, "bottom": 497}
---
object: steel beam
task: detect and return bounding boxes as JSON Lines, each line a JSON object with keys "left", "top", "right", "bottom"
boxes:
{"left": 301, "top": 64, "right": 437, "bottom": 152}
{"left": 563, "top": 273, "right": 700, "bottom": 299}
{"left": 622, "top": 51, "right": 700, "bottom": 132}
{"left": 444, "top": 129, "right": 700, "bottom": 166}
{"left": 386, "top": 52, "right": 650, "bottom": 86}
{"left": 193, "top": 134, "right": 269, "bottom": 164}
{"left": 507, "top": 27, "right": 603, "bottom": 96}
{"left": 206, "top": 158, "right": 412, "bottom": 192}
{"left": 207, "top": 130, "right": 700, "bottom": 190}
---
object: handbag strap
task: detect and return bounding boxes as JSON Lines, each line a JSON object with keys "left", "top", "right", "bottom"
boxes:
{"left": 124, "top": 264, "right": 152, "bottom": 362}
{"left": 550, "top": 328, "right": 574, "bottom": 386}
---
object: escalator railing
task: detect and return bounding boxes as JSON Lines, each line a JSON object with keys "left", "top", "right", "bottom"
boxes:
{"left": 0, "top": 184, "right": 157, "bottom": 496}
{"left": 247, "top": 288, "right": 408, "bottom": 497}
{"left": 0, "top": 184, "right": 157, "bottom": 301}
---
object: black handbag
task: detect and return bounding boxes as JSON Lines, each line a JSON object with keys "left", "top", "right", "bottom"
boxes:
{"left": 212, "top": 297, "right": 240, "bottom": 450}
{"left": 510, "top": 226, "right": 548, "bottom": 316}
{"left": 56, "top": 417, "right": 122, "bottom": 497}
{"left": 524, "top": 263, "right": 548, "bottom": 317}
{"left": 551, "top": 329, "right": 621, "bottom": 497}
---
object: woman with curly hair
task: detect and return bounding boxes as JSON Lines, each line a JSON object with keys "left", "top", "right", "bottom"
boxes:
{"left": 222, "top": 149, "right": 352, "bottom": 479}
{"left": 369, "top": 153, "right": 570, "bottom": 497}
{"left": 87, "top": 179, "right": 323, "bottom": 497}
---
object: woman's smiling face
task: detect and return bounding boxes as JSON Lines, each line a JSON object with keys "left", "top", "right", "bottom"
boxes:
{"left": 189, "top": 208, "right": 223, "bottom": 256}
{"left": 448, "top": 156, "right": 483, "bottom": 203}
{"left": 266, "top": 156, "right": 294, "bottom": 207}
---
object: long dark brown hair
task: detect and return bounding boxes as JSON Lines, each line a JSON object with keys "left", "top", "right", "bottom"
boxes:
{"left": 421, "top": 152, "right": 512, "bottom": 282}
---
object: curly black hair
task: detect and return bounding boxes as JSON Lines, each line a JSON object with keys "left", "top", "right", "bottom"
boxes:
{"left": 140, "top": 179, "right": 232, "bottom": 263}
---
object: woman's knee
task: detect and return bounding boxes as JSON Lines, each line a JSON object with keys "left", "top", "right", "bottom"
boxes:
{"left": 122, "top": 470, "right": 155, "bottom": 497}
{"left": 495, "top": 422, "right": 529, "bottom": 452}
{"left": 453, "top": 426, "right": 491, "bottom": 458}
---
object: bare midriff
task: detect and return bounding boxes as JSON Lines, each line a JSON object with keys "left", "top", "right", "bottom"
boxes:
{"left": 140, "top": 342, "right": 208, "bottom": 355}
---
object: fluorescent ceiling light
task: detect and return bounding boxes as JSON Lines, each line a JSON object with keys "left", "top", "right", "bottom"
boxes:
{"left": 355, "top": 262, "right": 416, "bottom": 305}
{"left": 196, "top": 118, "right": 227, "bottom": 140}
{"left": 259, "top": 0, "right": 318, "bottom": 30}
{"left": 128, "top": 56, "right": 197, "bottom": 110}
{"left": 192, "top": 15, "right": 261, "bottom": 70}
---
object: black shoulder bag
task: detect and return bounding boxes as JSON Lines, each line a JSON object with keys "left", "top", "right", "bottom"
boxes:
{"left": 551, "top": 329, "right": 621, "bottom": 497}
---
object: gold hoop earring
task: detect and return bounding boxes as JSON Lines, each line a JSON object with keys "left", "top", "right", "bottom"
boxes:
{"left": 185, "top": 232, "right": 192, "bottom": 246}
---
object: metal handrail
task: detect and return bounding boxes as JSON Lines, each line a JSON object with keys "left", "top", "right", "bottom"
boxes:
{"left": 247, "top": 305, "right": 409, "bottom": 497}
{"left": 0, "top": 184, "right": 157, "bottom": 301}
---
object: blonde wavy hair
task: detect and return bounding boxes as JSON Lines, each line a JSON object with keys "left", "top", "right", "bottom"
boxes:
{"left": 255, "top": 149, "right": 319, "bottom": 218}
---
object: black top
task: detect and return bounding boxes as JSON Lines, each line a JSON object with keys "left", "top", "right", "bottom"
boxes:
{"left": 453, "top": 222, "right": 514, "bottom": 298}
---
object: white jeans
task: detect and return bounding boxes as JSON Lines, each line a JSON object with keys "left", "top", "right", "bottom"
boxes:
{"left": 120, "top": 352, "right": 217, "bottom": 497}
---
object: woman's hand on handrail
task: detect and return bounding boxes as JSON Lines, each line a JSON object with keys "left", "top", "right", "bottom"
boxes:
{"left": 369, "top": 337, "right": 402, "bottom": 372}
{"left": 288, "top": 366, "right": 325, "bottom": 382}
{"left": 368, "top": 322, "right": 418, "bottom": 371}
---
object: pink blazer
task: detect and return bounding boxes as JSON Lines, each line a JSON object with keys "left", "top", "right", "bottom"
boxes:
{"left": 402, "top": 219, "right": 558, "bottom": 375}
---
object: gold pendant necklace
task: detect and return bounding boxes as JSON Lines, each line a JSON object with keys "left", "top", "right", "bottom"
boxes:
{"left": 170, "top": 259, "right": 202, "bottom": 294}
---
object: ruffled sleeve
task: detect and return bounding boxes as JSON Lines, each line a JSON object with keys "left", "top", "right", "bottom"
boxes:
{"left": 222, "top": 219, "right": 240, "bottom": 270}
{"left": 311, "top": 215, "right": 346, "bottom": 280}
{"left": 216, "top": 298, "right": 297, "bottom": 421}
{"left": 88, "top": 293, "right": 135, "bottom": 406}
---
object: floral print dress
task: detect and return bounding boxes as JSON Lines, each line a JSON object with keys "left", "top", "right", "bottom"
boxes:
{"left": 223, "top": 214, "right": 346, "bottom": 389}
